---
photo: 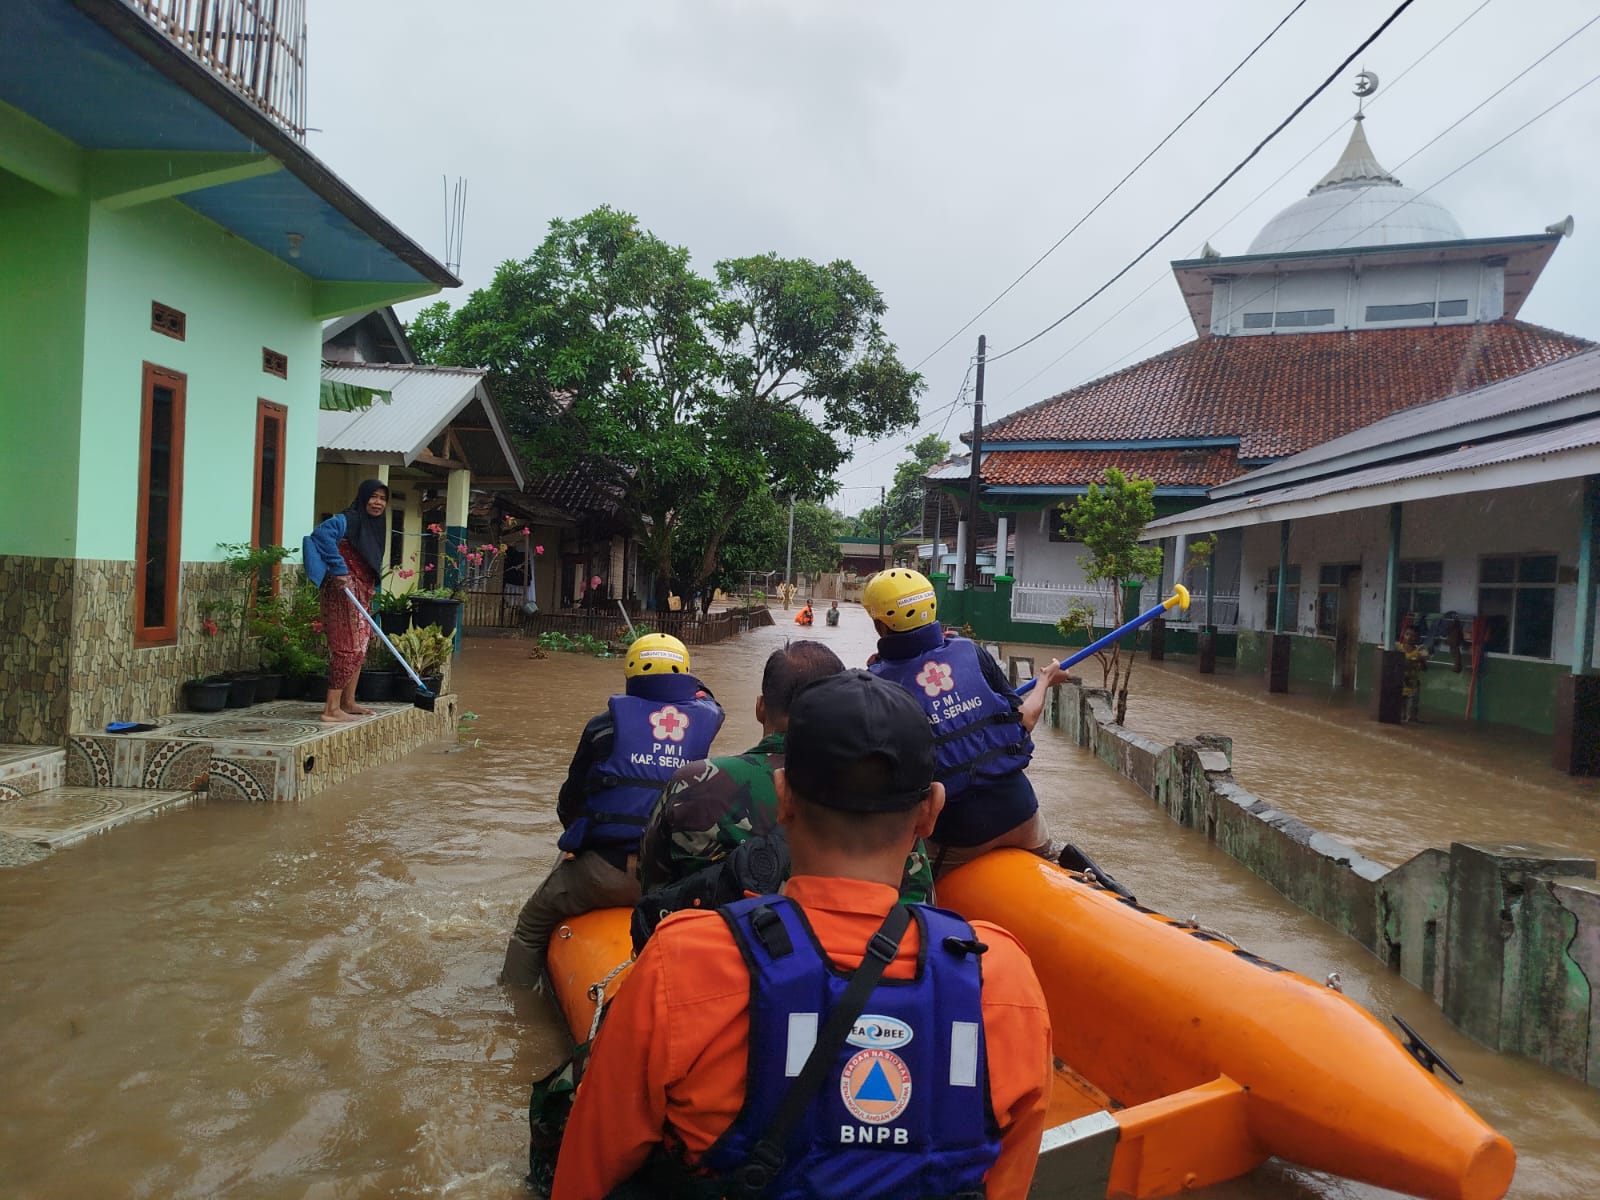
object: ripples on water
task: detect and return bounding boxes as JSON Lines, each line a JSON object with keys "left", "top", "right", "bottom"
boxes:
{"left": 0, "top": 607, "right": 1594, "bottom": 1197}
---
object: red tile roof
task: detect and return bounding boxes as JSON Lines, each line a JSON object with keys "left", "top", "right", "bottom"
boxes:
{"left": 983, "top": 447, "right": 1239, "bottom": 488}
{"left": 981, "top": 321, "right": 1591, "bottom": 462}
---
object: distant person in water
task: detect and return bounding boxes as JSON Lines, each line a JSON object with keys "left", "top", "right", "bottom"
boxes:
{"left": 303, "top": 479, "right": 389, "bottom": 724}
{"left": 826, "top": 600, "right": 841, "bottom": 627}
{"left": 794, "top": 600, "right": 814, "bottom": 626}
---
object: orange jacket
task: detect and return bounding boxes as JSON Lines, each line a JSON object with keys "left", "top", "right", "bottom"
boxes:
{"left": 552, "top": 876, "right": 1052, "bottom": 1200}
{"left": 794, "top": 608, "right": 814, "bottom": 625}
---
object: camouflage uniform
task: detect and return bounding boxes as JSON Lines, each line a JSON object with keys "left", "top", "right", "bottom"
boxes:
{"left": 638, "top": 732, "right": 935, "bottom": 903}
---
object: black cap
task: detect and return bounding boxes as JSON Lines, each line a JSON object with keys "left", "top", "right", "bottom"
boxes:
{"left": 784, "top": 670, "right": 935, "bottom": 813}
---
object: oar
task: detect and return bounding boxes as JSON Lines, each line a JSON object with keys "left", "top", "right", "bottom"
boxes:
{"left": 343, "top": 587, "right": 437, "bottom": 712}
{"left": 1016, "top": 585, "right": 1190, "bottom": 695}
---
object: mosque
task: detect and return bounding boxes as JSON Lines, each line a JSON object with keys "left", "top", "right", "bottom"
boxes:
{"left": 932, "top": 105, "right": 1597, "bottom": 758}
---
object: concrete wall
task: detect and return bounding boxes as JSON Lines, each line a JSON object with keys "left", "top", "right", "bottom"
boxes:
{"left": 1051, "top": 679, "right": 1600, "bottom": 1088}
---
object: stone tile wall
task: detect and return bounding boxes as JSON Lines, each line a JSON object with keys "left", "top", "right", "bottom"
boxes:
{"left": 1, "top": 555, "right": 74, "bottom": 744}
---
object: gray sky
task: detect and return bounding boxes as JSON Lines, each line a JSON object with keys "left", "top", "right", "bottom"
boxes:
{"left": 309, "top": 0, "right": 1599, "bottom": 515}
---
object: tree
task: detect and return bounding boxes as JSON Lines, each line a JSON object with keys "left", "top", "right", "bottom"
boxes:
{"left": 849, "top": 433, "right": 951, "bottom": 540}
{"left": 412, "top": 209, "right": 922, "bottom": 607}
{"left": 1054, "top": 468, "right": 1164, "bottom": 723}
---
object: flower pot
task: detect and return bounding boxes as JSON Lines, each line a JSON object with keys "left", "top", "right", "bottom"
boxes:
{"left": 183, "top": 679, "right": 231, "bottom": 712}
{"left": 252, "top": 672, "right": 284, "bottom": 703}
{"left": 356, "top": 670, "right": 397, "bottom": 703}
{"left": 411, "top": 598, "right": 462, "bottom": 640}
{"left": 302, "top": 673, "right": 330, "bottom": 699}
{"left": 223, "top": 674, "right": 258, "bottom": 708}
{"left": 415, "top": 673, "right": 445, "bottom": 701}
{"left": 379, "top": 610, "right": 412, "bottom": 636}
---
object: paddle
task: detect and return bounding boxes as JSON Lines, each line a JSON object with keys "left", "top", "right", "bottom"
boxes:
{"left": 343, "top": 586, "right": 438, "bottom": 711}
{"left": 1015, "top": 585, "right": 1190, "bottom": 695}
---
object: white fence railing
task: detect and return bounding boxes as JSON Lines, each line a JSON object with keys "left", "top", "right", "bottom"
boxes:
{"left": 1012, "top": 582, "right": 1240, "bottom": 630}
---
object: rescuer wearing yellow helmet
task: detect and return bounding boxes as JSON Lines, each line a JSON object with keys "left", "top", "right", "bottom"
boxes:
{"left": 501, "top": 632, "right": 724, "bottom": 988}
{"left": 863, "top": 568, "right": 1068, "bottom": 876}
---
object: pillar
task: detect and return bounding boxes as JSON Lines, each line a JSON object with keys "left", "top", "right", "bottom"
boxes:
{"left": 1172, "top": 533, "right": 1187, "bottom": 593}
{"left": 443, "top": 467, "right": 470, "bottom": 591}
{"left": 1199, "top": 549, "right": 1217, "bottom": 674}
{"left": 995, "top": 515, "right": 1009, "bottom": 579}
{"left": 953, "top": 520, "right": 969, "bottom": 591}
{"left": 1375, "top": 502, "right": 1405, "bottom": 724}
{"left": 1554, "top": 476, "right": 1600, "bottom": 773}
{"left": 1268, "top": 520, "right": 1291, "bottom": 693}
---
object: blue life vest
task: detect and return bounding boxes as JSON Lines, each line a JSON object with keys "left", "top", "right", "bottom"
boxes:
{"left": 697, "top": 895, "right": 999, "bottom": 1199}
{"left": 559, "top": 676, "right": 723, "bottom": 852}
{"left": 869, "top": 625, "right": 1032, "bottom": 802}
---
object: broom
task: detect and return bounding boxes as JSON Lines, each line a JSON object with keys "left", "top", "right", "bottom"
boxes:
{"left": 343, "top": 587, "right": 438, "bottom": 711}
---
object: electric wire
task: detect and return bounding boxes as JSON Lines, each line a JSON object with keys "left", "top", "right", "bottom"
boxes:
{"left": 984, "top": 0, "right": 1421, "bottom": 367}
{"left": 997, "top": 3, "right": 1595, "bottom": 405}
{"left": 908, "top": 0, "right": 1312, "bottom": 372}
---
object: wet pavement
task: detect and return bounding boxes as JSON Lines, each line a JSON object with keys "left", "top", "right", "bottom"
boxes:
{"left": 1, "top": 603, "right": 1596, "bottom": 1197}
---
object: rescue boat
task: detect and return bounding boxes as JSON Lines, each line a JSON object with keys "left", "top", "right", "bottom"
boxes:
{"left": 546, "top": 850, "right": 1515, "bottom": 1200}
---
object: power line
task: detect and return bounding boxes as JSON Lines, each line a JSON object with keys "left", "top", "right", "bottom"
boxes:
{"left": 909, "top": 0, "right": 1312, "bottom": 372}
{"left": 985, "top": 0, "right": 1422, "bottom": 367}
{"left": 837, "top": 361, "right": 974, "bottom": 480}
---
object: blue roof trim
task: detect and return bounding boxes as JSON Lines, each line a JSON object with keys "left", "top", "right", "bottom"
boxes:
{"left": 984, "top": 438, "right": 1240, "bottom": 452}
{"left": 0, "top": 0, "right": 456, "bottom": 289}
{"left": 983, "top": 485, "right": 1214, "bottom": 498}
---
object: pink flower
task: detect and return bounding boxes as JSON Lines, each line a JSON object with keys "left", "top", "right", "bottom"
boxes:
{"left": 535, "top": 545, "right": 544, "bottom": 555}
{"left": 457, "top": 543, "right": 468, "bottom": 553}
{"left": 310, "top": 619, "right": 324, "bottom": 634}
{"left": 202, "top": 618, "right": 219, "bottom": 637}
{"left": 521, "top": 527, "right": 531, "bottom": 536}
{"left": 398, "top": 568, "right": 415, "bottom": 580}
{"left": 427, "top": 523, "right": 443, "bottom": 535}
{"left": 425, "top": 562, "right": 435, "bottom": 572}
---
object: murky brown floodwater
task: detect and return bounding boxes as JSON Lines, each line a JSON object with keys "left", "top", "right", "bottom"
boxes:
{"left": 2, "top": 605, "right": 1597, "bottom": 1198}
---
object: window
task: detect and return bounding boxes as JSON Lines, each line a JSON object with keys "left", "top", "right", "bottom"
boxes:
{"left": 262, "top": 348, "right": 288, "bottom": 378}
{"left": 252, "top": 400, "right": 286, "bottom": 593}
{"left": 135, "top": 364, "right": 186, "bottom": 646}
{"left": 1478, "top": 554, "right": 1558, "bottom": 658}
{"left": 1396, "top": 559, "right": 1443, "bottom": 620}
{"left": 1437, "top": 299, "right": 1469, "bottom": 318}
{"left": 1365, "top": 300, "right": 1472, "bottom": 322}
{"left": 1274, "top": 308, "right": 1335, "bottom": 328}
{"left": 1243, "top": 312, "right": 1273, "bottom": 329}
{"left": 1267, "top": 565, "right": 1300, "bottom": 631}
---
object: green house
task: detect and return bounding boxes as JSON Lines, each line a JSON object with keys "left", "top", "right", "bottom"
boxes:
{"left": 0, "top": 0, "right": 457, "bottom": 744}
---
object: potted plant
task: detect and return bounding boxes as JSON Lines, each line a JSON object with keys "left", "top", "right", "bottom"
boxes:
{"left": 392, "top": 623, "right": 454, "bottom": 698}
{"left": 251, "top": 581, "right": 330, "bottom": 699}
{"left": 182, "top": 612, "right": 231, "bottom": 712}
{"left": 356, "top": 638, "right": 399, "bottom": 703}
{"left": 373, "top": 584, "right": 414, "bottom": 636}
{"left": 219, "top": 541, "right": 294, "bottom": 704}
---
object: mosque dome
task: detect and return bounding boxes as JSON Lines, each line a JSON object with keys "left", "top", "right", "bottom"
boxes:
{"left": 1247, "top": 117, "right": 1464, "bottom": 255}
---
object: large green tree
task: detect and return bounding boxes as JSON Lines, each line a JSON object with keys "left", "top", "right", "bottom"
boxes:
{"left": 850, "top": 433, "right": 951, "bottom": 540}
{"left": 412, "top": 209, "right": 922, "bottom": 604}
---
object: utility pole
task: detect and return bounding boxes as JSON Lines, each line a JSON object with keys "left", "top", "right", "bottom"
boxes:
{"left": 877, "top": 485, "right": 886, "bottom": 571}
{"left": 785, "top": 495, "right": 795, "bottom": 594}
{"left": 966, "top": 334, "right": 986, "bottom": 590}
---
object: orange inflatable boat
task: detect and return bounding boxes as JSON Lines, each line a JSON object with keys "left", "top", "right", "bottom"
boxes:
{"left": 546, "top": 850, "right": 1514, "bottom": 1200}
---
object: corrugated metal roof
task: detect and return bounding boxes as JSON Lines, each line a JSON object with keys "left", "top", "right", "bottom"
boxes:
{"left": 317, "top": 363, "right": 526, "bottom": 489}
{"left": 1216, "top": 344, "right": 1600, "bottom": 498}
{"left": 1148, "top": 413, "right": 1600, "bottom": 535}
{"left": 927, "top": 453, "right": 981, "bottom": 481}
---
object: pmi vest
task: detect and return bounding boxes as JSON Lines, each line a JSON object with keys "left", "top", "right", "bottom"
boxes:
{"left": 559, "top": 678, "right": 723, "bottom": 852}
{"left": 869, "top": 628, "right": 1032, "bottom": 802}
{"left": 698, "top": 896, "right": 999, "bottom": 1200}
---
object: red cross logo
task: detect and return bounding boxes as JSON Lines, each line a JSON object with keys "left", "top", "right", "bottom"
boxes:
{"left": 650, "top": 705, "right": 690, "bottom": 742}
{"left": 916, "top": 662, "right": 955, "bottom": 698}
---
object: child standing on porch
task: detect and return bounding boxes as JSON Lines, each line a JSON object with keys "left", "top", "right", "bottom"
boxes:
{"left": 303, "top": 479, "right": 389, "bottom": 724}
{"left": 1399, "top": 622, "right": 1429, "bottom": 724}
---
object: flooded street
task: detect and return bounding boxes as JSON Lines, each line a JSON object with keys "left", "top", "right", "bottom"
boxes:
{"left": 3, "top": 605, "right": 1598, "bottom": 1198}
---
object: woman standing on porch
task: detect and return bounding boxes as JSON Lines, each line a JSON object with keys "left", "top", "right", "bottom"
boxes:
{"left": 304, "top": 479, "right": 389, "bottom": 724}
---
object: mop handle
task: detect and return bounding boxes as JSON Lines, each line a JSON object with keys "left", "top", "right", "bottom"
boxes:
{"left": 343, "top": 586, "right": 428, "bottom": 692}
{"left": 1015, "top": 585, "right": 1190, "bottom": 695}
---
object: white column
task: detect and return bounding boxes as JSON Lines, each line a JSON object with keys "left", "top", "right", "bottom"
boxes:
{"left": 1172, "top": 534, "right": 1188, "bottom": 593}
{"left": 995, "top": 516, "right": 1009, "bottom": 577}
{"left": 953, "top": 520, "right": 969, "bottom": 591}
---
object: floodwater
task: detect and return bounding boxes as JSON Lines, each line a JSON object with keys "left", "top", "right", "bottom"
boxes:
{"left": 1, "top": 604, "right": 1597, "bottom": 1199}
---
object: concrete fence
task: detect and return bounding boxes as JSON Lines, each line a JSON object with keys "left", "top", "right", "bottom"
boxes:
{"left": 1046, "top": 679, "right": 1600, "bottom": 1089}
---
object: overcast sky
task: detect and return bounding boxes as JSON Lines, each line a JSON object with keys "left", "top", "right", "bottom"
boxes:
{"left": 307, "top": 0, "right": 1599, "bottom": 515}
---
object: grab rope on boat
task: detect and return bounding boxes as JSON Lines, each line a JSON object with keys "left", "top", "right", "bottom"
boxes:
{"left": 586, "top": 958, "right": 634, "bottom": 1041}
{"left": 1177, "top": 915, "right": 1241, "bottom": 947}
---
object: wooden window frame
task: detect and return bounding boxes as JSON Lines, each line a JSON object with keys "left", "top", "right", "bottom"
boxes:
{"left": 134, "top": 363, "right": 187, "bottom": 647}
{"left": 151, "top": 301, "right": 186, "bottom": 341}
{"left": 262, "top": 347, "right": 288, "bottom": 378}
{"left": 252, "top": 399, "right": 288, "bottom": 594}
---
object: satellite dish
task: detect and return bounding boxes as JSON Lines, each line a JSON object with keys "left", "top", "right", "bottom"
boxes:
{"left": 1354, "top": 70, "right": 1379, "bottom": 98}
{"left": 1545, "top": 214, "right": 1575, "bottom": 238}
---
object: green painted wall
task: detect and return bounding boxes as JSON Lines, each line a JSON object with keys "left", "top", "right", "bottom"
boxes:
{"left": 0, "top": 172, "right": 89, "bottom": 557}
{"left": 77, "top": 198, "right": 320, "bottom": 562}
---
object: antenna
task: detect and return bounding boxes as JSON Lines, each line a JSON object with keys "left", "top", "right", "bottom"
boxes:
{"left": 443, "top": 175, "right": 468, "bottom": 276}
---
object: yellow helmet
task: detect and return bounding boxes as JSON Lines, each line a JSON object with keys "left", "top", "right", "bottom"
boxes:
{"left": 862, "top": 568, "right": 938, "bottom": 632}
{"left": 625, "top": 633, "right": 691, "bottom": 677}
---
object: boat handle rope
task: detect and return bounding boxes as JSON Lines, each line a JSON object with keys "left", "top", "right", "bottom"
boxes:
{"left": 587, "top": 958, "right": 634, "bottom": 1041}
